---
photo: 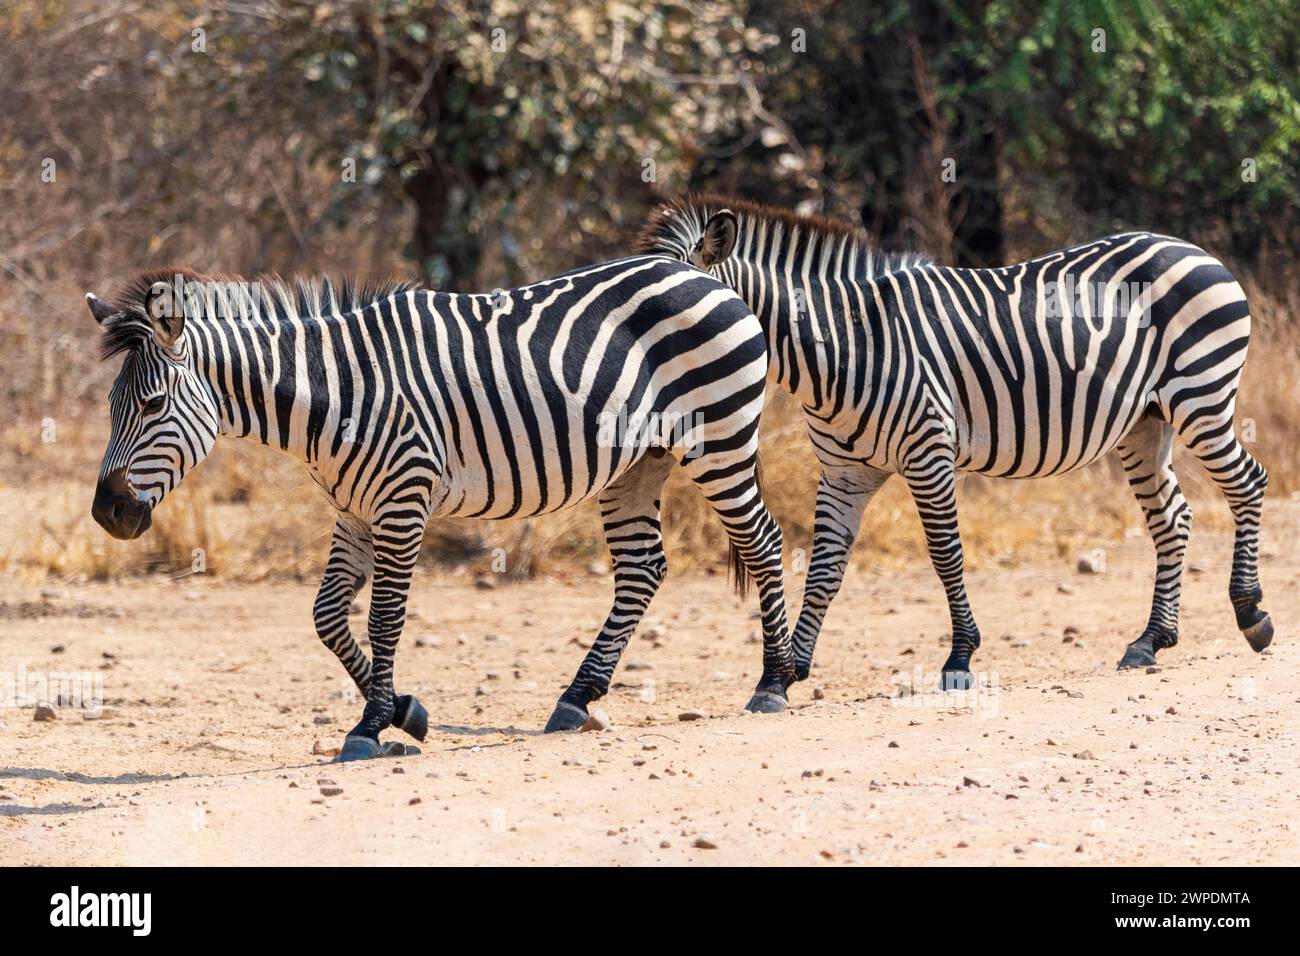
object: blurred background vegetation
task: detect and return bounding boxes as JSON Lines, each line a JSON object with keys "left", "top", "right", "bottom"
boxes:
{"left": 2, "top": 0, "right": 1297, "bottom": 583}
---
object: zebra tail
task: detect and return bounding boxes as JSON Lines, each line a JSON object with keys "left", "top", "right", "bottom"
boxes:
{"left": 728, "top": 452, "right": 762, "bottom": 599}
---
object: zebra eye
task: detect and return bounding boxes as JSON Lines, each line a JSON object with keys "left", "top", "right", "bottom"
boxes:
{"left": 142, "top": 395, "right": 166, "bottom": 415}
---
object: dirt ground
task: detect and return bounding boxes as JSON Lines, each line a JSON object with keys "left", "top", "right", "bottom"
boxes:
{"left": 2, "top": 500, "right": 1297, "bottom": 866}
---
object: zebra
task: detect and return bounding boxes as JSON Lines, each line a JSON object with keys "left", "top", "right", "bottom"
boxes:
{"left": 86, "top": 257, "right": 796, "bottom": 761}
{"left": 634, "top": 194, "right": 1273, "bottom": 689}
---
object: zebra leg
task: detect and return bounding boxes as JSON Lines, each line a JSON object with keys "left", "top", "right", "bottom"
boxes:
{"left": 314, "top": 516, "right": 428, "bottom": 741}
{"left": 681, "top": 448, "right": 794, "bottom": 714}
{"left": 1185, "top": 425, "right": 1273, "bottom": 653}
{"left": 904, "top": 454, "right": 981, "bottom": 691}
{"left": 1115, "top": 419, "right": 1193, "bottom": 669}
{"left": 545, "top": 451, "right": 675, "bottom": 732}
{"left": 336, "top": 512, "right": 426, "bottom": 762}
{"left": 792, "top": 464, "right": 891, "bottom": 680}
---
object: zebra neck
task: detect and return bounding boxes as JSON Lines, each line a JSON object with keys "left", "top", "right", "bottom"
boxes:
{"left": 717, "top": 260, "right": 866, "bottom": 410}
{"left": 191, "top": 312, "right": 330, "bottom": 464}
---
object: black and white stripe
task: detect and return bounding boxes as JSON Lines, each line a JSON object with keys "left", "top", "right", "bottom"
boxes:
{"left": 639, "top": 195, "right": 1273, "bottom": 684}
{"left": 88, "top": 256, "right": 796, "bottom": 758}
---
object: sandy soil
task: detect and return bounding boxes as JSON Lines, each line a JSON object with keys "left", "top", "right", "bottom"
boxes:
{"left": 2, "top": 501, "right": 1297, "bottom": 866}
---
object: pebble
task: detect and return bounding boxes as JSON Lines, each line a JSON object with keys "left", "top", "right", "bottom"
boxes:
{"left": 678, "top": 710, "right": 706, "bottom": 722}
{"left": 580, "top": 709, "right": 611, "bottom": 732}
{"left": 692, "top": 836, "right": 718, "bottom": 849}
{"left": 33, "top": 704, "right": 58, "bottom": 722}
{"left": 319, "top": 786, "right": 344, "bottom": 797}
{"left": 1077, "top": 553, "right": 1105, "bottom": 574}
{"left": 812, "top": 687, "right": 826, "bottom": 700}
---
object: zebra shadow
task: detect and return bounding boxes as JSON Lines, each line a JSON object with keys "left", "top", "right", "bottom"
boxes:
{"left": 0, "top": 801, "right": 100, "bottom": 818}
{"left": 0, "top": 766, "right": 184, "bottom": 785}
{"left": 432, "top": 723, "right": 544, "bottom": 738}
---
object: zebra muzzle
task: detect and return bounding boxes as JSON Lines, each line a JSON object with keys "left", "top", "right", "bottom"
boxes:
{"left": 92, "top": 469, "right": 153, "bottom": 540}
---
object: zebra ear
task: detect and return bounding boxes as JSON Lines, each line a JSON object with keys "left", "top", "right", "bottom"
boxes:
{"left": 86, "top": 293, "right": 115, "bottom": 325}
{"left": 694, "top": 210, "right": 738, "bottom": 267}
{"left": 143, "top": 284, "right": 184, "bottom": 349}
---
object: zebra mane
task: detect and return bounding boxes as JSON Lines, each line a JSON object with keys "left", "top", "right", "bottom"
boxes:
{"left": 637, "top": 193, "right": 930, "bottom": 279}
{"left": 99, "top": 268, "right": 420, "bottom": 360}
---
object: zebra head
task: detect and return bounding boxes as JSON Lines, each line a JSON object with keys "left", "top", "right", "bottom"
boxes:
{"left": 87, "top": 279, "right": 220, "bottom": 540}
{"left": 637, "top": 196, "right": 739, "bottom": 270}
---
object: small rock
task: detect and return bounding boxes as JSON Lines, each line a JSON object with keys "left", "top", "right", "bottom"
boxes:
{"left": 887, "top": 740, "right": 899, "bottom": 748}
{"left": 678, "top": 709, "right": 706, "bottom": 722}
{"left": 33, "top": 704, "right": 58, "bottom": 722}
{"left": 1077, "top": 552, "right": 1106, "bottom": 574}
{"left": 1056, "top": 582, "right": 1074, "bottom": 594}
{"left": 812, "top": 687, "right": 826, "bottom": 700}
{"left": 312, "top": 740, "right": 342, "bottom": 757}
{"left": 962, "top": 776, "right": 982, "bottom": 788}
{"left": 473, "top": 576, "right": 497, "bottom": 590}
{"left": 319, "top": 786, "right": 344, "bottom": 797}
{"left": 1145, "top": 665, "right": 1162, "bottom": 674}
{"left": 313, "top": 715, "right": 334, "bottom": 725}
{"left": 692, "top": 836, "right": 718, "bottom": 849}
{"left": 50, "top": 644, "right": 66, "bottom": 654}
{"left": 409, "top": 797, "right": 421, "bottom": 806}
{"left": 625, "top": 661, "right": 654, "bottom": 672}
{"left": 1073, "top": 750, "right": 1096, "bottom": 760}
{"left": 580, "top": 709, "right": 611, "bottom": 732}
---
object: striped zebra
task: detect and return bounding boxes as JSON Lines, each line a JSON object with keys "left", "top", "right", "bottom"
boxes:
{"left": 636, "top": 195, "right": 1273, "bottom": 688}
{"left": 87, "top": 257, "right": 795, "bottom": 761}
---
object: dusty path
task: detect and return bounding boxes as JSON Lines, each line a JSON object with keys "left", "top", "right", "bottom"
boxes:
{"left": 2, "top": 502, "right": 1297, "bottom": 865}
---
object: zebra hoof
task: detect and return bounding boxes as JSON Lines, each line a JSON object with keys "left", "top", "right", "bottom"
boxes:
{"left": 793, "top": 662, "right": 811, "bottom": 682}
{"left": 744, "top": 689, "right": 787, "bottom": 714}
{"left": 393, "top": 694, "right": 429, "bottom": 742}
{"left": 1242, "top": 612, "right": 1274, "bottom": 653}
{"left": 543, "top": 701, "right": 589, "bottom": 733}
{"left": 333, "top": 735, "right": 383, "bottom": 763}
{"left": 939, "top": 669, "right": 973, "bottom": 691}
{"left": 1116, "top": 641, "right": 1157, "bottom": 670}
